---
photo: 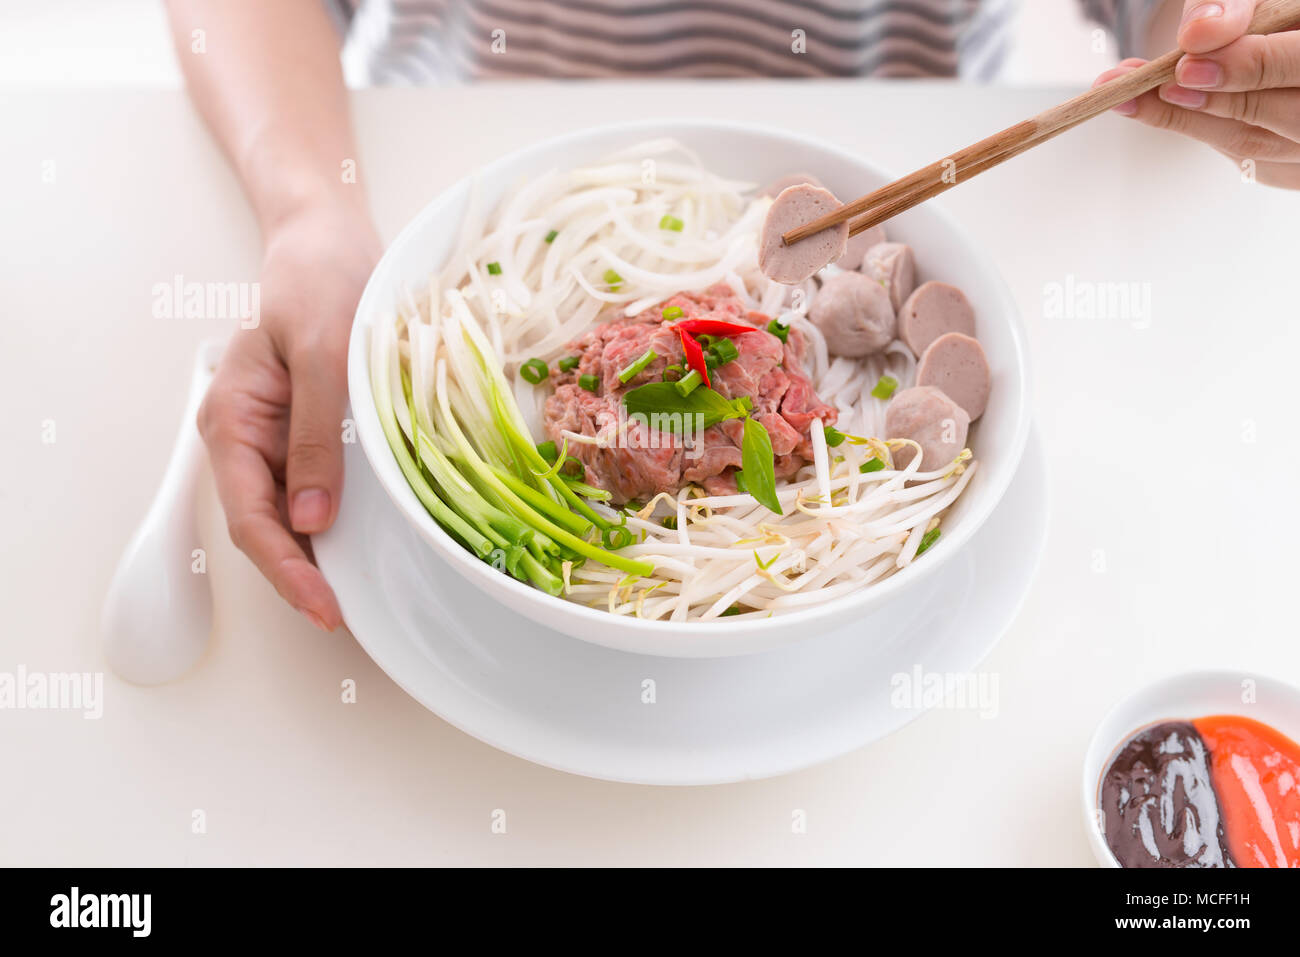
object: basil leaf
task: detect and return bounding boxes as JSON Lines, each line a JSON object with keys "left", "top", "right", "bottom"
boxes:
{"left": 740, "top": 418, "right": 781, "bottom": 514}
{"left": 622, "top": 382, "right": 747, "bottom": 433}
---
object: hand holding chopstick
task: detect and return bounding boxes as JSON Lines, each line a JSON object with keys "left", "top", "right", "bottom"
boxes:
{"left": 782, "top": 0, "right": 1300, "bottom": 245}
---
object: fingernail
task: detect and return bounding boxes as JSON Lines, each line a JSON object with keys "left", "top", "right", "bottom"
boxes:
{"left": 291, "top": 487, "right": 331, "bottom": 533}
{"left": 1113, "top": 99, "right": 1138, "bottom": 116}
{"left": 1160, "top": 84, "right": 1208, "bottom": 109}
{"left": 1181, "top": 2, "right": 1224, "bottom": 26}
{"left": 1177, "top": 58, "right": 1223, "bottom": 89}
{"left": 296, "top": 606, "right": 333, "bottom": 632}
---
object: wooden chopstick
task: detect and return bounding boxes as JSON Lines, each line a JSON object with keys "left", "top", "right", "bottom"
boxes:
{"left": 788, "top": 0, "right": 1300, "bottom": 245}
{"left": 846, "top": 110, "right": 1093, "bottom": 238}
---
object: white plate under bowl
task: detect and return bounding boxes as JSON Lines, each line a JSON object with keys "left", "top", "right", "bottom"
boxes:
{"left": 313, "top": 430, "right": 1046, "bottom": 785}
{"left": 1081, "top": 670, "right": 1300, "bottom": 868}
{"left": 346, "top": 119, "right": 1032, "bottom": 657}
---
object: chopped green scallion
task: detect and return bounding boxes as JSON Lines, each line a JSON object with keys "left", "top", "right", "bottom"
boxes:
{"left": 674, "top": 369, "right": 702, "bottom": 396}
{"left": 871, "top": 375, "right": 899, "bottom": 400}
{"left": 710, "top": 338, "right": 739, "bottom": 365}
{"left": 617, "top": 348, "right": 658, "bottom": 384}
{"left": 520, "top": 358, "right": 548, "bottom": 384}
{"left": 602, "top": 526, "right": 635, "bottom": 550}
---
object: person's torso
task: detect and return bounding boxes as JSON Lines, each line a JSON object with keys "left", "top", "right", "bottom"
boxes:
{"left": 326, "top": 0, "right": 1020, "bottom": 85}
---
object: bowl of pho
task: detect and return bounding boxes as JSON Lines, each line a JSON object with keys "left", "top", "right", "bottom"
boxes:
{"left": 348, "top": 120, "right": 1030, "bottom": 657}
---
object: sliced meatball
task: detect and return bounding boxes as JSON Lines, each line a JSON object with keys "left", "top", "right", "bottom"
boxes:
{"left": 885, "top": 386, "right": 970, "bottom": 472}
{"left": 809, "top": 271, "right": 896, "bottom": 357}
{"left": 860, "top": 241, "right": 916, "bottom": 313}
{"left": 898, "top": 281, "right": 976, "bottom": 358}
{"left": 916, "top": 332, "right": 991, "bottom": 421}
{"left": 834, "top": 223, "right": 887, "bottom": 271}
{"left": 758, "top": 184, "right": 848, "bottom": 284}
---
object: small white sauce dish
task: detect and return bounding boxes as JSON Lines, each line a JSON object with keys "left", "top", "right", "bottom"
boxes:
{"left": 1081, "top": 669, "right": 1300, "bottom": 868}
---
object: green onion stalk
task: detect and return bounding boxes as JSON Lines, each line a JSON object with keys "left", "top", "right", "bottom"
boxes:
{"left": 372, "top": 299, "right": 655, "bottom": 596}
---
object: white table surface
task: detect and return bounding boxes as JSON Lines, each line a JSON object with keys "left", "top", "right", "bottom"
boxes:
{"left": 4, "top": 82, "right": 1299, "bottom": 867}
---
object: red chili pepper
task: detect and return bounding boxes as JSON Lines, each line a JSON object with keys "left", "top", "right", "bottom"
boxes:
{"left": 677, "top": 327, "right": 711, "bottom": 389}
{"left": 673, "top": 318, "right": 756, "bottom": 338}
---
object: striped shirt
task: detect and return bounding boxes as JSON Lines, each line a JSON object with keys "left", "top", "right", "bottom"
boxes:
{"left": 324, "top": 0, "right": 1164, "bottom": 86}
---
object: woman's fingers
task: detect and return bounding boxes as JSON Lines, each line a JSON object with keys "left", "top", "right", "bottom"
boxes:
{"left": 1129, "top": 88, "right": 1300, "bottom": 159}
{"left": 284, "top": 334, "right": 348, "bottom": 537}
{"left": 1177, "top": 0, "right": 1258, "bottom": 56}
{"left": 1245, "top": 157, "right": 1300, "bottom": 187}
{"left": 1094, "top": 59, "right": 1148, "bottom": 114}
{"left": 206, "top": 431, "right": 344, "bottom": 631}
{"left": 1094, "top": 13, "right": 1300, "bottom": 188}
{"left": 1177, "top": 30, "right": 1300, "bottom": 92}
{"left": 1159, "top": 83, "right": 1300, "bottom": 140}
{"left": 198, "top": 372, "right": 343, "bottom": 631}
{"left": 1098, "top": 60, "right": 1300, "bottom": 160}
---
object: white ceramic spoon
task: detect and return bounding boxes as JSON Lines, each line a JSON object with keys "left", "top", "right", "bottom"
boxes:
{"left": 103, "top": 339, "right": 224, "bottom": 685}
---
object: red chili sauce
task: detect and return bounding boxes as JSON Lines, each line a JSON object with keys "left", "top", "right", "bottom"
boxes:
{"left": 1193, "top": 715, "right": 1300, "bottom": 868}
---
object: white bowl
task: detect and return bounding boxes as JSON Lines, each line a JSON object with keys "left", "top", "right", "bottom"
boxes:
{"left": 1081, "top": 670, "right": 1300, "bottom": 868}
{"left": 347, "top": 119, "right": 1031, "bottom": 658}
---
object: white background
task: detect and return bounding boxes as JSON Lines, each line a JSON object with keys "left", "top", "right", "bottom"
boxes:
{"left": 4, "top": 75, "right": 1300, "bottom": 865}
{"left": 5, "top": 0, "right": 1300, "bottom": 867}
